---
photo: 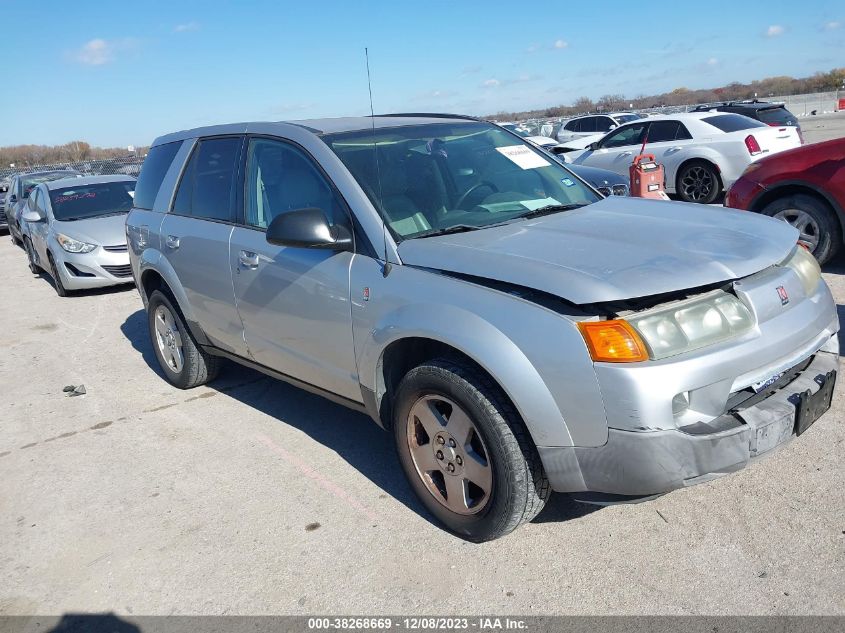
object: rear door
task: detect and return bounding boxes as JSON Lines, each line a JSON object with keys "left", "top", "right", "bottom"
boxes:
{"left": 229, "top": 136, "right": 360, "bottom": 401}
{"left": 158, "top": 136, "right": 248, "bottom": 355}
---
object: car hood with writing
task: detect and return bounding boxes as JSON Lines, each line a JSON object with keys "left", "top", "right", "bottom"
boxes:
{"left": 397, "top": 196, "right": 798, "bottom": 304}
{"left": 52, "top": 213, "right": 128, "bottom": 248}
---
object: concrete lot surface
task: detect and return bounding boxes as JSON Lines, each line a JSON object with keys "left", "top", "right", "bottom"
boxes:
{"left": 1, "top": 122, "right": 844, "bottom": 616}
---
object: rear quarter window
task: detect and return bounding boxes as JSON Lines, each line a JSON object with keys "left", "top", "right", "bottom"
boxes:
{"left": 134, "top": 141, "right": 182, "bottom": 210}
{"left": 702, "top": 114, "right": 768, "bottom": 133}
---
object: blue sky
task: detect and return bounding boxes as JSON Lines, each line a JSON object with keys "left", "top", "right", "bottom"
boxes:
{"left": 0, "top": 0, "right": 842, "bottom": 148}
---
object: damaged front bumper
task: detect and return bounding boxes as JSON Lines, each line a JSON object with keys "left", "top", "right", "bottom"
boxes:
{"left": 538, "top": 345, "right": 839, "bottom": 498}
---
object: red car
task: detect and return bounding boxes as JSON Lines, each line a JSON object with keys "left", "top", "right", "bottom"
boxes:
{"left": 725, "top": 137, "right": 845, "bottom": 264}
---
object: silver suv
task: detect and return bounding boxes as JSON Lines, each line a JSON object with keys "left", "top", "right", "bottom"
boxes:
{"left": 128, "top": 115, "right": 839, "bottom": 541}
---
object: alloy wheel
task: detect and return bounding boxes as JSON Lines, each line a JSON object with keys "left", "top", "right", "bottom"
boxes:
{"left": 154, "top": 304, "right": 184, "bottom": 374}
{"left": 773, "top": 208, "right": 820, "bottom": 253}
{"left": 406, "top": 395, "right": 493, "bottom": 515}
{"left": 680, "top": 166, "right": 715, "bottom": 201}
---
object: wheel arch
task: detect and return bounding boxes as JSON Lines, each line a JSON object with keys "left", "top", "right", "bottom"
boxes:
{"left": 750, "top": 181, "right": 845, "bottom": 244}
{"left": 360, "top": 305, "right": 575, "bottom": 448}
{"left": 673, "top": 155, "right": 723, "bottom": 194}
{"left": 137, "top": 253, "right": 210, "bottom": 346}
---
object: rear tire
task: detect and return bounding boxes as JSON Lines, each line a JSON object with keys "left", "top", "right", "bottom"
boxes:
{"left": 677, "top": 160, "right": 721, "bottom": 204}
{"left": 393, "top": 358, "right": 550, "bottom": 542}
{"left": 147, "top": 289, "right": 221, "bottom": 389}
{"left": 47, "top": 252, "right": 69, "bottom": 297}
{"left": 762, "top": 194, "right": 839, "bottom": 265}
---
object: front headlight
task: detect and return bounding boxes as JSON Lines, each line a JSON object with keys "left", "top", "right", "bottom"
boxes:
{"left": 781, "top": 245, "right": 821, "bottom": 296}
{"left": 627, "top": 291, "right": 755, "bottom": 360}
{"left": 56, "top": 233, "right": 97, "bottom": 254}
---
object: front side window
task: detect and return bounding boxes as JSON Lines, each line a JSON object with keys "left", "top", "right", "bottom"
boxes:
{"left": 600, "top": 122, "right": 648, "bottom": 148}
{"left": 595, "top": 116, "right": 614, "bottom": 133}
{"left": 49, "top": 181, "right": 136, "bottom": 221}
{"left": 172, "top": 137, "right": 241, "bottom": 222}
{"left": 323, "top": 121, "right": 601, "bottom": 240}
{"left": 245, "top": 138, "right": 346, "bottom": 230}
{"left": 565, "top": 120, "right": 579, "bottom": 132}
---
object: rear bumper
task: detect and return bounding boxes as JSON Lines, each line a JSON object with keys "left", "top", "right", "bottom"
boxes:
{"left": 539, "top": 346, "right": 838, "bottom": 496}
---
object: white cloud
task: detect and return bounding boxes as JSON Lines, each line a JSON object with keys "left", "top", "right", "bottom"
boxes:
{"left": 765, "top": 25, "right": 785, "bottom": 37}
{"left": 706, "top": 57, "right": 719, "bottom": 66}
{"left": 554, "top": 39, "right": 568, "bottom": 49}
{"left": 823, "top": 20, "right": 841, "bottom": 30}
{"left": 72, "top": 39, "right": 113, "bottom": 65}
{"left": 174, "top": 21, "right": 200, "bottom": 33}
{"left": 526, "top": 43, "right": 540, "bottom": 53}
{"left": 68, "top": 38, "right": 139, "bottom": 65}
{"left": 483, "top": 78, "right": 500, "bottom": 88}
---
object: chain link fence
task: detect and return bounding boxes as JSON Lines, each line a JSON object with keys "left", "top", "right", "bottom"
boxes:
{"left": 0, "top": 154, "right": 145, "bottom": 186}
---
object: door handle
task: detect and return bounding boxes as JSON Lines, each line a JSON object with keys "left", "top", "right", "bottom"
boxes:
{"left": 239, "top": 250, "right": 259, "bottom": 269}
{"left": 165, "top": 235, "right": 180, "bottom": 249}
{"left": 619, "top": 151, "right": 632, "bottom": 157}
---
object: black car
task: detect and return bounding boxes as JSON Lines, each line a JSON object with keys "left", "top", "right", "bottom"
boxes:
{"left": 693, "top": 101, "right": 801, "bottom": 133}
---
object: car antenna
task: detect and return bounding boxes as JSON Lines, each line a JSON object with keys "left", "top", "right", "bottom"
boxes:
{"left": 365, "top": 47, "right": 391, "bottom": 277}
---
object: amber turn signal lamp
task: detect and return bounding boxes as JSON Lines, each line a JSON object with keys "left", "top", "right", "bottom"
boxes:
{"left": 578, "top": 319, "right": 649, "bottom": 363}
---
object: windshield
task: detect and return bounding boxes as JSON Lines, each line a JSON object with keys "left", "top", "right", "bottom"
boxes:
{"left": 322, "top": 122, "right": 600, "bottom": 240}
{"left": 49, "top": 181, "right": 135, "bottom": 221}
{"left": 22, "top": 172, "right": 81, "bottom": 198}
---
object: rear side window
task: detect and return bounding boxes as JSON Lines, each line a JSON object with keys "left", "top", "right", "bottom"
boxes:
{"left": 757, "top": 107, "right": 792, "bottom": 125}
{"left": 171, "top": 137, "right": 242, "bottom": 222}
{"left": 134, "top": 142, "right": 181, "bottom": 210}
{"left": 646, "top": 120, "right": 693, "bottom": 142}
{"left": 702, "top": 114, "right": 767, "bottom": 133}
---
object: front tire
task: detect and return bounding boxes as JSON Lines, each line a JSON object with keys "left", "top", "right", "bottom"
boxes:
{"left": 47, "top": 252, "right": 69, "bottom": 297}
{"left": 147, "top": 289, "right": 220, "bottom": 389}
{"left": 24, "top": 238, "right": 40, "bottom": 274}
{"left": 762, "top": 194, "right": 839, "bottom": 265}
{"left": 677, "top": 161, "right": 721, "bottom": 204}
{"left": 393, "top": 358, "right": 549, "bottom": 542}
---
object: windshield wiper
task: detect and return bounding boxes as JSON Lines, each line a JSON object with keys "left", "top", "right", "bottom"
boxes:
{"left": 413, "top": 224, "right": 480, "bottom": 239}
{"left": 514, "top": 203, "right": 588, "bottom": 220}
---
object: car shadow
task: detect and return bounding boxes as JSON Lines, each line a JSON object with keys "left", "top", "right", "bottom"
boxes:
{"left": 28, "top": 266, "right": 136, "bottom": 298}
{"left": 120, "top": 308, "right": 602, "bottom": 534}
{"left": 47, "top": 613, "right": 141, "bottom": 633}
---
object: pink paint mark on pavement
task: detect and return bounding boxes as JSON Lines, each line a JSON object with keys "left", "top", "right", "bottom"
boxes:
{"left": 257, "top": 434, "right": 379, "bottom": 522}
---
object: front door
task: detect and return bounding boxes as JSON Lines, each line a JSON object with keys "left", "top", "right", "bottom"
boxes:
{"left": 230, "top": 137, "right": 360, "bottom": 402}
{"left": 576, "top": 122, "right": 648, "bottom": 176}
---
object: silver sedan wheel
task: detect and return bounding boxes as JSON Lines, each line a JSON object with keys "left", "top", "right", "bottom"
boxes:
{"left": 773, "top": 208, "right": 820, "bottom": 253}
{"left": 406, "top": 395, "right": 493, "bottom": 515}
{"left": 154, "top": 304, "right": 184, "bottom": 374}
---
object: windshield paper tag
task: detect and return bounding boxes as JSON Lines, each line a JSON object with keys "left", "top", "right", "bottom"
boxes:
{"left": 496, "top": 145, "right": 551, "bottom": 170}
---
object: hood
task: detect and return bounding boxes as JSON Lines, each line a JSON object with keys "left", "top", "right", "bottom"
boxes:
{"left": 398, "top": 197, "right": 798, "bottom": 305}
{"left": 566, "top": 163, "right": 629, "bottom": 188}
{"left": 52, "top": 213, "right": 128, "bottom": 247}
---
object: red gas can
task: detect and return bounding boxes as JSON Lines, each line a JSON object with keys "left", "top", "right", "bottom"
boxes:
{"left": 629, "top": 153, "right": 669, "bottom": 200}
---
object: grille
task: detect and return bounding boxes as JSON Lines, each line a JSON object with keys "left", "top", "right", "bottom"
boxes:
{"left": 101, "top": 264, "right": 133, "bottom": 278}
{"left": 102, "top": 244, "right": 128, "bottom": 253}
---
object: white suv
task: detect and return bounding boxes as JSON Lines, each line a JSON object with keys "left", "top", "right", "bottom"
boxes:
{"left": 556, "top": 112, "right": 644, "bottom": 143}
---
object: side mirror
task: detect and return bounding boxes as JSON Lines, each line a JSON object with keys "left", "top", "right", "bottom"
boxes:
{"left": 266, "top": 207, "right": 352, "bottom": 250}
{"left": 608, "top": 124, "right": 617, "bottom": 131}
{"left": 587, "top": 142, "right": 599, "bottom": 151}
{"left": 21, "top": 209, "right": 45, "bottom": 223}
{"left": 8, "top": 194, "right": 17, "bottom": 204}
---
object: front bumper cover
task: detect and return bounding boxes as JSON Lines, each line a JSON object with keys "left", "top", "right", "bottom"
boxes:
{"left": 539, "top": 348, "right": 838, "bottom": 497}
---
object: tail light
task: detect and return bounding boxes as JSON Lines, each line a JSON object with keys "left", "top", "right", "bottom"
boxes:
{"left": 745, "top": 134, "right": 761, "bottom": 155}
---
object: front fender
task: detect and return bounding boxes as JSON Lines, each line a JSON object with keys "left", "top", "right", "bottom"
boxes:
{"left": 359, "top": 302, "right": 574, "bottom": 447}
{"left": 138, "top": 248, "right": 197, "bottom": 325}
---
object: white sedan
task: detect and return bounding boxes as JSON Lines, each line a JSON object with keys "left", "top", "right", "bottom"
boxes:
{"left": 564, "top": 112, "right": 801, "bottom": 203}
